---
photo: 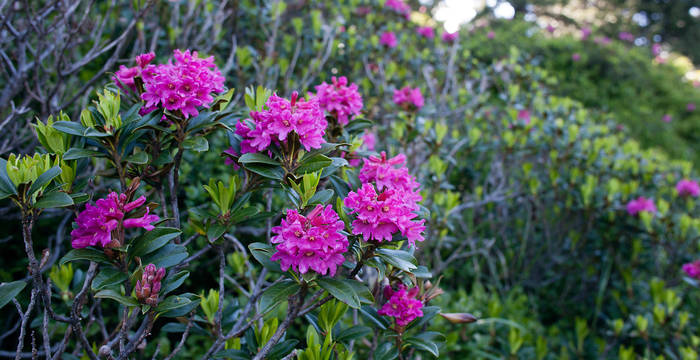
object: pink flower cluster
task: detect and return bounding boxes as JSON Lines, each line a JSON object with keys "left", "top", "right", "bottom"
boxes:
{"left": 618, "top": 32, "right": 635, "bottom": 42}
{"left": 662, "top": 114, "right": 672, "bottom": 123}
{"left": 235, "top": 92, "right": 327, "bottom": 153}
{"left": 380, "top": 31, "right": 398, "bottom": 48}
{"left": 113, "top": 53, "right": 156, "bottom": 93}
{"left": 626, "top": 196, "right": 657, "bottom": 216}
{"left": 378, "top": 285, "right": 424, "bottom": 326}
{"left": 442, "top": 31, "right": 458, "bottom": 43}
{"left": 71, "top": 193, "right": 159, "bottom": 249}
{"left": 385, "top": 0, "right": 411, "bottom": 19}
{"left": 132, "top": 49, "right": 225, "bottom": 118}
{"left": 393, "top": 86, "right": 424, "bottom": 110}
{"left": 676, "top": 179, "right": 700, "bottom": 197}
{"left": 314, "top": 76, "right": 364, "bottom": 126}
{"left": 683, "top": 260, "right": 700, "bottom": 279}
{"left": 416, "top": 26, "right": 435, "bottom": 39}
{"left": 581, "top": 27, "right": 592, "bottom": 40}
{"left": 344, "top": 152, "right": 425, "bottom": 246}
{"left": 135, "top": 264, "right": 165, "bottom": 306}
{"left": 270, "top": 205, "right": 349, "bottom": 276}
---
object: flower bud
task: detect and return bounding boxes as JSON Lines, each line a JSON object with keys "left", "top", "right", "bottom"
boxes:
{"left": 135, "top": 264, "right": 165, "bottom": 306}
{"left": 439, "top": 312, "right": 478, "bottom": 324}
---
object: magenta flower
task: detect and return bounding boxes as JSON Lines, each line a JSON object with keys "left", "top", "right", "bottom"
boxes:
{"left": 235, "top": 92, "right": 327, "bottom": 154}
{"left": 138, "top": 49, "right": 225, "bottom": 118}
{"left": 393, "top": 86, "right": 424, "bottom": 110}
{"left": 314, "top": 76, "right": 364, "bottom": 126}
{"left": 594, "top": 36, "right": 611, "bottom": 45}
{"left": 362, "top": 131, "right": 376, "bottom": 151}
{"left": 626, "top": 196, "right": 657, "bottom": 216}
{"left": 487, "top": 31, "right": 495, "bottom": 39}
{"left": 652, "top": 43, "right": 662, "bottom": 56}
{"left": 683, "top": 260, "right": 700, "bottom": 279}
{"left": 270, "top": 205, "right": 349, "bottom": 276}
{"left": 345, "top": 152, "right": 425, "bottom": 245}
{"left": 380, "top": 31, "right": 398, "bottom": 48}
{"left": 618, "top": 32, "right": 635, "bottom": 42}
{"left": 581, "top": 27, "right": 591, "bottom": 40}
{"left": 572, "top": 53, "right": 581, "bottom": 62}
{"left": 71, "top": 193, "right": 159, "bottom": 249}
{"left": 378, "top": 285, "right": 423, "bottom": 327}
{"left": 662, "top": 114, "right": 672, "bottom": 123}
{"left": 416, "top": 26, "right": 435, "bottom": 39}
{"left": 385, "top": 0, "right": 411, "bottom": 19}
{"left": 442, "top": 31, "right": 458, "bottom": 43}
{"left": 687, "top": 103, "right": 696, "bottom": 112}
{"left": 676, "top": 179, "right": 700, "bottom": 197}
{"left": 546, "top": 24, "right": 555, "bottom": 33}
{"left": 135, "top": 264, "right": 165, "bottom": 306}
{"left": 517, "top": 109, "right": 531, "bottom": 125}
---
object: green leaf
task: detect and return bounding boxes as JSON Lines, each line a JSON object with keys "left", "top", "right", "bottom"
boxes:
{"left": 316, "top": 278, "right": 361, "bottom": 309}
{"left": 238, "top": 152, "right": 280, "bottom": 165}
{"left": 260, "top": 279, "right": 300, "bottom": 313}
{"left": 160, "top": 271, "right": 190, "bottom": 296}
{"left": 243, "top": 163, "right": 285, "bottom": 181}
{"left": 230, "top": 206, "right": 260, "bottom": 224}
{"left": 28, "top": 166, "right": 61, "bottom": 195}
{"left": 359, "top": 305, "right": 389, "bottom": 330}
{"left": 296, "top": 154, "right": 332, "bottom": 174}
{"left": 52, "top": 121, "right": 85, "bottom": 136}
{"left": 213, "top": 349, "right": 249, "bottom": 359}
{"left": 344, "top": 119, "right": 373, "bottom": 133}
{"left": 344, "top": 279, "right": 374, "bottom": 304}
{"left": 142, "top": 243, "right": 188, "bottom": 269}
{"left": 0, "top": 159, "right": 17, "bottom": 197}
{"left": 405, "top": 336, "right": 440, "bottom": 357}
{"left": 124, "top": 151, "right": 148, "bottom": 164}
{"left": 182, "top": 137, "right": 209, "bottom": 152}
{"left": 156, "top": 294, "right": 193, "bottom": 313}
{"left": 268, "top": 339, "right": 298, "bottom": 360}
{"left": 34, "top": 191, "right": 74, "bottom": 208}
{"left": 0, "top": 281, "right": 27, "bottom": 309}
{"left": 91, "top": 267, "right": 128, "bottom": 291}
{"left": 129, "top": 227, "right": 181, "bottom": 259}
{"left": 63, "top": 148, "right": 105, "bottom": 160}
{"left": 375, "top": 248, "right": 417, "bottom": 272}
{"left": 206, "top": 223, "right": 227, "bottom": 242}
{"left": 249, "top": 242, "right": 282, "bottom": 272}
{"left": 60, "top": 248, "right": 110, "bottom": 265}
{"left": 308, "top": 189, "right": 334, "bottom": 205}
{"left": 374, "top": 342, "right": 399, "bottom": 360}
{"left": 335, "top": 325, "right": 372, "bottom": 343}
{"left": 159, "top": 293, "right": 200, "bottom": 318}
{"left": 94, "top": 289, "right": 138, "bottom": 307}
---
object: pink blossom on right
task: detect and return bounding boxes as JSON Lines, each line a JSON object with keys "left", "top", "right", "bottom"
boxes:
{"left": 682, "top": 260, "right": 700, "bottom": 279}
{"left": 378, "top": 285, "right": 424, "bottom": 327}
{"left": 487, "top": 31, "right": 495, "bottom": 39}
{"left": 393, "top": 86, "right": 424, "bottom": 110}
{"left": 676, "top": 179, "right": 700, "bottom": 197}
{"left": 416, "top": 26, "right": 435, "bottom": 39}
{"left": 385, "top": 0, "right": 411, "bottom": 19}
{"left": 345, "top": 152, "right": 425, "bottom": 246}
{"left": 380, "top": 31, "right": 398, "bottom": 48}
{"left": 314, "top": 76, "right": 363, "bottom": 126}
{"left": 572, "top": 53, "right": 581, "bottom": 62}
{"left": 687, "top": 103, "right": 696, "bottom": 112}
{"left": 581, "top": 27, "right": 591, "bottom": 40}
{"left": 662, "top": 114, "right": 672, "bottom": 123}
{"left": 442, "top": 31, "right": 458, "bottom": 43}
{"left": 270, "top": 205, "right": 349, "bottom": 276}
{"left": 626, "top": 196, "right": 657, "bottom": 216}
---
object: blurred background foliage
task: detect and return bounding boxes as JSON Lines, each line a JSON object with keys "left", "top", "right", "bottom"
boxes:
{"left": 1, "top": 0, "right": 699, "bottom": 359}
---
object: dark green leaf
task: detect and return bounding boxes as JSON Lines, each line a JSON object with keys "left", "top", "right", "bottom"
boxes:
{"left": 52, "top": 121, "right": 85, "bottom": 136}
{"left": 124, "top": 151, "right": 148, "bottom": 164}
{"left": 156, "top": 294, "right": 192, "bottom": 313}
{"left": 63, "top": 148, "right": 105, "bottom": 160}
{"left": 91, "top": 267, "right": 127, "bottom": 291}
{"left": 335, "top": 325, "right": 372, "bottom": 343}
{"left": 344, "top": 119, "right": 373, "bottom": 133}
{"left": 375, "top": 248, "right": 417, "bottom": 272}
{"left": 129, "top": 227, "right": 181, "bottom": 259}
{"left": 268, "top": 339, "right": 298, "bottom": 360}
{"left": 160, "top": 271, "right": 190, "bottom": 296}
{"left": 182, "top": 137, "right": 209, "bottom": 152}
{"left": 0, "top": 159, "right": 17, "bottom": 197}
{"left": 243, "top": 164, "right": 285, "bottom": 181}
{"left": 248, "top": 242, "right": 282, "bottom": 272}
{"left": 260, "top": 279, "right": 299, "bottom": 313}
{"left": 296, "top": 154, "right": 332, "bottom": 174}
{"left": 28, "top": 166, "right": 61, "bottom": 195}
{"left": 142, "top": 243, "right": 188, "bottom": 269}
{"left": 94, "top": 289, "right": 138, "bottom": 307}
{"left": 60, "top": 248, "right": 110, "bottom": 265}
{"left": 0, "top": 281, "right": 27, "bottom": 309}
{"left": 308, "top": 189, "right": 334, "bottom": 205}
{"left": 316, "top": 278, "right": 361, "bottom": 309}
{"left": 213, "top": 349, "right": 249, "bottom": 359}
{"left": 34, "top": 191, "right": 74, "bottom": 208}
{"left": 238, "top": 152, "right": 280, "bottom": 165}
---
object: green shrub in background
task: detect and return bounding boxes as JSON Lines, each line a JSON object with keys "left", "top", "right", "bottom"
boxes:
{"left": 1, "top": 0, "right": 699, "bottom": 359}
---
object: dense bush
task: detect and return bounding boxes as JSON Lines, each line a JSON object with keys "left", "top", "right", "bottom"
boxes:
{"left": 1, "top": 0, "right": 699, "bottom": 359}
